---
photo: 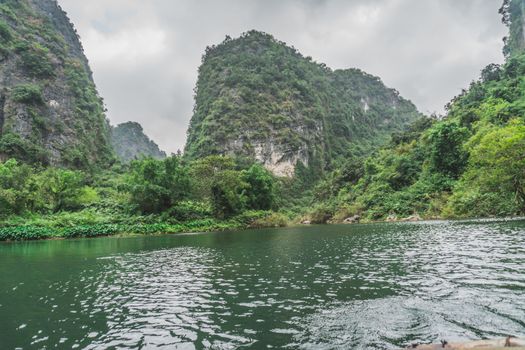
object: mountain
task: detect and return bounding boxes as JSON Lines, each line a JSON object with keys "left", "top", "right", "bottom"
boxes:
{"left": 111, "top": 122, "right": 166, "bottom": 162}
{"left": 184, "top": 31, "right": 421, "bottom": 177}
{"left": 0, "top": 0, "right": 114, "bottom": 168}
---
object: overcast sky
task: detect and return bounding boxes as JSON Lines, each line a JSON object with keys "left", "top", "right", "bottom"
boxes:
{"left": 58, "top": 0, "right": 507, "bottom": 154}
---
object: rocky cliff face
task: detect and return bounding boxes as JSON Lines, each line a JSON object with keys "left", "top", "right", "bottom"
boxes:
{"left": 185, "top": 31, "right": 421, "bottom": 177}
{"left": 111, "top": 122, "right": 166, "bottom": 163}
{"left": 0, "top": 0, "right": 114, "bottom": 168}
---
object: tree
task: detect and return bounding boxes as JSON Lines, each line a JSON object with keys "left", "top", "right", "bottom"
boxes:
{"left": 28, "top": 168, "right": 88, "bottom": 212}
{"left": 426, "top": 121, "right": 469, "bottom": 179}
{"left": 189, "top": 155, "right": 236, "bottom": 201}
{"left": 128, "top": 156, "right": 191, "bottom": 214}
{"left": 242, "top": 164, "right": 275, "bottom": 210}
{"left": 211, "top": 170, "right": 247, "bottom": 219}
{"left": 0, "top": 159, "right": 32, "bottom": 215}
{"left": 469, "top": 120, "right": 525, "bottom": 210}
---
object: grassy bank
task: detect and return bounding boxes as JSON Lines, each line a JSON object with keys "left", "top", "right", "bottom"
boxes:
{"left": 0, "top": 210, "right": 290, "bottom": 241}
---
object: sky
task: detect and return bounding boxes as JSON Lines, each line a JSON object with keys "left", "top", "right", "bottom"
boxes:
{"left": 58, "top": 0, "right": 507, "bottom": 154}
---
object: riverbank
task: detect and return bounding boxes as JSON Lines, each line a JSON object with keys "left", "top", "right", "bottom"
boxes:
{"left": 0, "top": 210, "right": 289, "bottom": 242}
{"left": 2, "top": 210, "right": 522, "bottom": 242}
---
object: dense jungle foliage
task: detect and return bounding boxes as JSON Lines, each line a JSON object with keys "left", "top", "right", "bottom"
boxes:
{"left": 0, "top": 155, "right": 293, "bottom": 240}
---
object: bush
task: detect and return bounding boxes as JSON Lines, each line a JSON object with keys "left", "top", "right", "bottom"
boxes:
{"left": 308, "top": 203, "right": 335, "bottom": 224}
{"left": 250, "top": 212, "right": 289, "bottom": 228}
{"left": 0, "top": 159, "right": 32, "bottom": 216}
{"left": 17, "top": 43, "right": 55, "bottom": 78}
{"left": 128, "top": 156, "right": 191, "bottom": 214}
{"left": 242, "top": 164, "right": 276, "bottom": 210}
{"left": 0, "top": 20, "right": 12, "bottom": 42}
{"left": 12, "top": 84, "right": 44, "bottom": 104}
{"left": 29, "top": 168, "right": 88, "bottom": 212}
{"left": 167, "top": 201, "right": 212, "bottom": 221}
{"left": 0, "top": 226, "right": 55, "bottom": 241}
{"left": 0, "top": 133, "right": 50, "bottom": 164}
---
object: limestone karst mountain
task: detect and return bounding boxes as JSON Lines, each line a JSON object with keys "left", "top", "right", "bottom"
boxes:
{"left": 0, "top": 0, "right": 116, "bottom": 168}
{"left": 184, "top": 31, "right": 421, "bottom": 177}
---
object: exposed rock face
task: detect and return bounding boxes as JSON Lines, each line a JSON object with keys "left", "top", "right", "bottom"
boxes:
{"left": 225, "top": 136, "right": 310, "bottom": 177}
{"left": 185, "top": 31, "right": 421, "bottom": 177}
{"left": 111, "top": 122, "right": 166, "bottom": 163}
{"left": 0, "top": 0, "right": 114, "bottom": 168}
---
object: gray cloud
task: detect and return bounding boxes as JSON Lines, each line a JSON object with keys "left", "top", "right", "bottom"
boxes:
{"left": 58, "top": 0, "right": 507, "bottom": 154}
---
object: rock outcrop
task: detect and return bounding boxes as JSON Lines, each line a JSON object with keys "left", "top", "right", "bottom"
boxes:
{"left": 0, "top": 0, "right": 114, "bottom": 168}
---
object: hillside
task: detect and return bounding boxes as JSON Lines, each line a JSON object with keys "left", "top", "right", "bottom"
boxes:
{"left": 311, "top": 0, "right": 525, "bottom": 221}
{"left": 185, "top": 31, "right": 421, "bottom": 177}
{"left": 0, "top": 0, "right": 114, "bottom": 168}
{"left": 111, "top": 122, "right": 166, "bottom": 162}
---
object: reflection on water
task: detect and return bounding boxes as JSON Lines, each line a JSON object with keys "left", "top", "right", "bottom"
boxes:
{"left": 0, "top": 219, "right": 524, "bottom": 349}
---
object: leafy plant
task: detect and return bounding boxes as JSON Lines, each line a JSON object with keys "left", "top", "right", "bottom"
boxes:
{"left": 11, "top": 84, "right": 44, "bottom": 104}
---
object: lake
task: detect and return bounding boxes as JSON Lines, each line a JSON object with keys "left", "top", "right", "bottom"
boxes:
{"left": 1, "top": 220, "right": 524, "bottom": 349}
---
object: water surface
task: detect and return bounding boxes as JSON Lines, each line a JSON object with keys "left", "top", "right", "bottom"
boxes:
{"left": 1, "top": 220, "right": 524, "bottom": 349}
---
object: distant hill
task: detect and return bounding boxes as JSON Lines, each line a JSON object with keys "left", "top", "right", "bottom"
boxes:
{"left": 111, "top": 122, "right": 166, "bottom": 163}
{"left": 0, "top": 0, "right": 114, "bottom": 168}
{"left": 185, "top": 31, "right": 421, "bottom": 176}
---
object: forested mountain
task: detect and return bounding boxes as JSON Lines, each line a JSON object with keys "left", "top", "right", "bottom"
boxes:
{"left": 0, "top": 0, "right": 114, "bottom": 168}
{"left": 185, "top": 31, "right": 421, "bottom": 177}
{"left": 111, "top": 122, "right": 166, "bottom": 162}
{"left": 311, "top": 0, "right": 525, "bottom": 221}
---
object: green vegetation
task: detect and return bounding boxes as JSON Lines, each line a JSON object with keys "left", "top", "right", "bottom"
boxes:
{"left": 500, "top": 0, "right": 525, "bottom": 56}
{"left": 11, "top": 84, "right": 44, "bottom": 104}
{"left": 16, "top": 42, "right": 55, "bottom": 78}
{"left": 0, "top": 156, "right": 288, "bottom": 241}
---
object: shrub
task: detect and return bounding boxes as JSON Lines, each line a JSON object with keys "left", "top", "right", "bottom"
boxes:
{"left": 167, "top": 201, "right": 212, "bottom": 221}
{"left": 0, "top": 20, "right": 12, "bottom": 42}
{"left": 242, "top": 164, "right": 276, "bottom": 210}
{"left": 128, "top": 156, "right": 191, "bottom": 214}
{"left": 0, "top": 226, "right": 55, "bottom": 241}
{"left": 250, "top": 212, "right": 289, "bottom": 228}
{"left": 308, "top": 203, "right": 335, "bottom": 224}
{"left": 17, "top": 43, "right": 55, "bottom": 78}
{"left": 0, "top": 133, "right": 50, "bottom": 165}
{"left": 12, "top": 84, "right": 44, "bottom": 104}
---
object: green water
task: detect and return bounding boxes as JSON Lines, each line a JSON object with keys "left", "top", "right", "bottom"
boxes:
{"left": 1, "top": 220, "right": 524, "bottom": 349}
